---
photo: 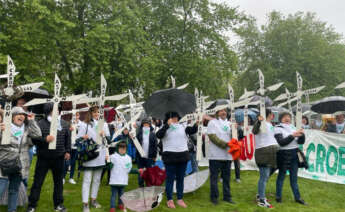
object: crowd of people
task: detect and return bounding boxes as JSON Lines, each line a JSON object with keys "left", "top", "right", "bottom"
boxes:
{"left": 0, "top": 96, "right": 340, "bottom": 212}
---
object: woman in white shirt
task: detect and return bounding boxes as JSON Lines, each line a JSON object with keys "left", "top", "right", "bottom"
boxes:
{"left": 274, "top": 112, "right": 306, "bottom": 205}
{"left": 77, "top": 106, "right": 110, "bottom": 212}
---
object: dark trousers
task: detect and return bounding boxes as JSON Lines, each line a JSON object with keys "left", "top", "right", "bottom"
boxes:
{"left": 165, "top": 162, "right": 187, "bottom": 200}
{"left": 234, "top": 159, "right": 240, "bottom": 180}
{"left": 64, "top": 149, "right": 78, "bottom": 179}
{"left": 276, "top": 150, "right": 301, "bottom": 200}
{"left": 209, "top": 160, "right": 232, "bottom": 201}
{"left": 110, "top": 185, "right": 124, "bottom": 208}
{"left": 28, "top": 156, "right": 65, "bottom": 208}
{"left": 137, "top": 157, "right": 154, "bottom": 187}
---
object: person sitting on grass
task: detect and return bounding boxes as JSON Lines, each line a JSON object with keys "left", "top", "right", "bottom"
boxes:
{"left": 109, "top": 140, "right": 143, "bottom": 212}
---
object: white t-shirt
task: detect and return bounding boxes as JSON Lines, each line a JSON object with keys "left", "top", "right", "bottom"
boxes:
{"left": 207, "top": 118, "right": 232, "bottom": 160}
{"left": 336, "top": 122, "right": 345, "bottom": 133}
{"left": 254, "top": 121, "right": 278, "bottom": 149}
{"left": 109, "top": 153, "right": 132, "bottom": 185}
{"left": 162, "top": 123, "right": 188, "bottom": 153}
{"left": 77, "top": 120, "right": 110, "bottom": 167}
{"left": 274, "top": 123, "right": 299, "bottom": 150}
{"left": 142, "top": 127, "right": 150, "bottom": 158}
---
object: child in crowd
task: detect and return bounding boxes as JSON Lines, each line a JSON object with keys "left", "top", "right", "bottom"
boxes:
{"left": 109, "top": 140, "right": 143, "bottom": 212}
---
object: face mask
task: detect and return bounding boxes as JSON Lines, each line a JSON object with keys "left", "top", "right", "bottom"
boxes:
{"left": 170, "top": 123, "right": 179, "bottom": 131}
{"left": 143, "top": 127, "right": 150, "bottom": 135}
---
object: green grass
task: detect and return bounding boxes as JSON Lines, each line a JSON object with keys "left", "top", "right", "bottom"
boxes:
{"left": 1, "top": 157, "right": 345, "bottom": 212}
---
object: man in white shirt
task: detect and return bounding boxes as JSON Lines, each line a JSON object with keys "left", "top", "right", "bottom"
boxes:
{"left": 207, "top": 108, "right": 235, "bottom": 205}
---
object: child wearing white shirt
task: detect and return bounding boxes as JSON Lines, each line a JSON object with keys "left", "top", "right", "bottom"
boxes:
{"left": 109, "top": 140, "right": 143, "bottom": 212}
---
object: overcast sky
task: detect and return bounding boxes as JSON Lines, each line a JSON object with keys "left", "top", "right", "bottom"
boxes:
{"left": 213, "top": 0, "right": 345, "bottom": 36}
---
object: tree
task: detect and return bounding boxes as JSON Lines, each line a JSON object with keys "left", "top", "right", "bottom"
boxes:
{"left": 235, "top": 11, "right": 345, "bottom": 101}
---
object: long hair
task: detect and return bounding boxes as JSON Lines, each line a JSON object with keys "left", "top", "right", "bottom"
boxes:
{"left": 84, "top": 106, "right": 99, "bottom": 124}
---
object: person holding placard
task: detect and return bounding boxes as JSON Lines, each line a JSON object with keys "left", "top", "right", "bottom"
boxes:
{"left": 77, "top": 106, "right": 110, "bottom": 212}
{"left": 27, "top": 103, "right": 71, "bottom": 212}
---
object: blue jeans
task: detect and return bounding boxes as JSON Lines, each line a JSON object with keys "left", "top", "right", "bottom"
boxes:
{"left": 258, "top": 167, "right": 271, "bottom": 200}
{"left": 137, "top": 158, "right": 154, "bottom": 187}
{"left": 0, "top": 174, "right": 22, "bottom": 212}
{"left": 165, "top": 162, "right": 187, "bottom": 200}
{"left": 110, "top": 185, "right": 124, "bottom": 208}
{"left": 189, "top": 152, "right": 199, "bottom": 174}
{"left": 64, "top": 149, "right": 78, "bottom": 179}
{"left": 276, "top": 150, "right": 301, "bottom": 200}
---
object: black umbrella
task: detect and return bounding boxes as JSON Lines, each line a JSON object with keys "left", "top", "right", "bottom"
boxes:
{"left": 250, "top": 95, "right": 273, "bottom": 107}
{"left": 292, "top": 104, "right": 311, "bottom": 113}
{"left": 311, "top": 96, "right": 345, "bottom": 114}
{"left": 206, "top": 99, "right": 229, "bottom": 110}
{"left": 13, "top": 88, "right": 51, "bottom": 114}
{"left": 143, "top": 88, "right": 196, "bottom": 120}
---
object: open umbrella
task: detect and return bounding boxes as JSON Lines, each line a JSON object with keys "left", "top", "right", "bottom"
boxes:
{"left": 206, "top": 99, "right": 229, "bottom": 110}
{"left": 292, "top": 104, "right": 311, "bottom": 113}
{"left": 250, "top": 95, "right": 273, "bottom": 107}
{"left": 143, "top": 88, "right": 196, "bottom": 120}
{"left": 173, "top": 169, "right": 209, "bottom": 193}
{"left": 234, "top": 108, "right": 258, "bottom": 123}
{"left": 311, "top": 96, "right": 345, "bottom": 114}
{"left": 13, "top": 88, "right": 51, "bottom": 114}
{"left": 120, "top": 186, "right": 165, "bottom": 212}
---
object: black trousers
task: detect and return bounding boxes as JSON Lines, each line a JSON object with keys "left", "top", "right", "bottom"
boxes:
{"left": 209, "top": 160, "right": 232, "bottom": 201}
{"left": 28, "top": 156, "right": 64, "bottom": 208}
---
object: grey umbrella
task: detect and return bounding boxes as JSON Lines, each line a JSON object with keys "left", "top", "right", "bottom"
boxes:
{"left": 311, "top": 96, "right": 345, "bottom": 114}
{"left": 143, "top": 88, "right": 196, "bottom": 120}
{"left": 250, "top": 95, "right": 273, "bottom": 107}
{"left": 292, "top": 104, "right": 311, "bottom": 113}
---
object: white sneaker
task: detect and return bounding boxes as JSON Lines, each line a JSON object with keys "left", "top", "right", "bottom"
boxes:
{"left": 63, "top": 179, "right": 65, "bottom": 185}
{"left": 69, "top": 179, "right": 76, "bottom": 184}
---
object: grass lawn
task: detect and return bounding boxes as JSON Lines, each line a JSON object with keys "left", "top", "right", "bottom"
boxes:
{"left": 1, "top": 157, "right": 345, "bottom": 212}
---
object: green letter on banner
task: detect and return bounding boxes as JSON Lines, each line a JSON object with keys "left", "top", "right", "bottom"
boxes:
{"left": 316, "top": 144, "right": 326, "bottom": 173}
{"left": 338, "top": 147, "right": 345, "bottom": 176}
{"left": 326, "top": 146, "right": 338, "bottom": 175}
{"left": 306, "top": 143, "right": 315, "bottom": 172}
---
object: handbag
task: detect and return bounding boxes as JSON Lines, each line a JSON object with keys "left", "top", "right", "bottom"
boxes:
{"left": 76, "top": 124, "right": 99, "bottom": 162}
{"left": 0, "top": 136, "right": 23, "bottom": 176}
{"left": 297, "top": 148, "right": 309, "bottom": 169}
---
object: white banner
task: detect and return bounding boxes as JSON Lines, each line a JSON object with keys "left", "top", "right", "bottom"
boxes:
{"left": 238, "top": 130, "right": 345, "bottom": 184}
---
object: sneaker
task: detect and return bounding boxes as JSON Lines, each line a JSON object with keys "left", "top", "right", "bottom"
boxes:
{"left": 91, "top": 200, "right": 101, "bottom": 209}
{"left": 177, "top": 199, "right": 187, "bottom": 208}
{"left": 256, "top": 194, "right": 260, "bottom": 202}
{"left": 276, "top": 198, "right": 282, "bottom": 203}
{"left": 296, "top": 199, "right": 307, "bottom": 205}
{"left": 258, "top": 199, "right": 273, "bottom": 208}
{"left": 109, "top": 208, "right": 116, "bottom": 212}
{"left": 69, "top": 179, "right": 77, "bottom": 184}
{"left": 236, "top": 179, "right": 241, "bottom": 183}
{"left": 55, "top": 205, "right": 67, "bottom": 212}
{"left": 211, "top": 199, "right": 218, "bottom": 205}
{"left": 27, "top": 208, "right": 35, "bottom": 212}
{"left": 83, "top": 204, "right": 90, "bottom": 212}
{"left": 224, "top": 199, "right": 236, "bottom": 204}
{"left": 63, "top": 179, "right": 65, "bottom": 185}
{"left": 118, "top": 204, "right": 127, "bottom": 211}
{"left": 167, "top": 200, "right": 176, "bottom": 209}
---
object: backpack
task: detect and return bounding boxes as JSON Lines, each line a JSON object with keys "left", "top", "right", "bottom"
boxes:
{"left": 75, "top": 124, "right": 99, "bottom": 162}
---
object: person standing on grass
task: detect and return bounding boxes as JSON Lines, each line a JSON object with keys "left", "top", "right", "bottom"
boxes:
{"left": 207, "top": 108, "right": 235, "bottom": 205}
{"left": 156, "top": 111, "right": 198, "bottom": 209}
{"left": 27, "top": 103, "right": 71, "bottom": 212}
{"left": 64, "top": 111, "right": 81, "bottom": 185}
{"left": 252, "top": 109, "right": 279, "bottom": 208}
{"left": 108, "top": 140, "right": 143, "bottom": 212}
{"left": 274, "top": 112, "right": 306, "bottom": 205}
{"left": 77, "top": 106, "right": 110, "bottom": 212}
{"left": 136, "top": 118, "right": 158, "bottom": 187}
{"left": 0, "top": 107, "right": 41, "bottom": 212}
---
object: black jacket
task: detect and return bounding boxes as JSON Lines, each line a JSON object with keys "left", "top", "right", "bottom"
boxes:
{"left": 32, "top": 118, "right": 71, "bottom": 159}
{"left": 136, "top": 126, "right": 158, "bottom": 159}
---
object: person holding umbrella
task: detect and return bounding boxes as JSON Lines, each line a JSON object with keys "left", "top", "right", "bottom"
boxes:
{"left": 156, "top": 111, "right": 198, "bottom": 209}
{"left": 274, "top": 112, "right": 306, "bottom": 205}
